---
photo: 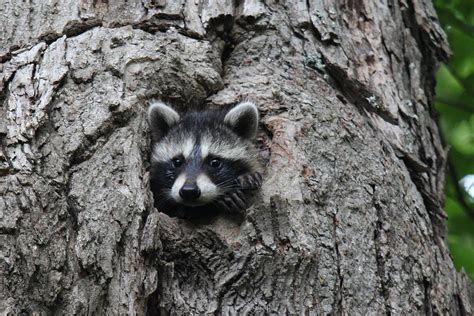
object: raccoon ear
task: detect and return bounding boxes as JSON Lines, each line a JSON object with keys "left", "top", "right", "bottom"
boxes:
{"left": 224, "top": 101, "right": 259, "bottom": 139}
{"left": 148, "top": 100, "right": 180, "bottom": 142}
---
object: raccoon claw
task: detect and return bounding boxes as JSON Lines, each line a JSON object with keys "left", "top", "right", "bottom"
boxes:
{"left": 217, "top": 190, "right": 248, "bottom": 213}
{"left": 237, "top": 172, "right": 263, "bottom": 191}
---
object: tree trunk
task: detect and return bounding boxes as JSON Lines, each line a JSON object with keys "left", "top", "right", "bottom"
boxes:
{"left": 0, "top": 0, "right": 472, "bottom": 314}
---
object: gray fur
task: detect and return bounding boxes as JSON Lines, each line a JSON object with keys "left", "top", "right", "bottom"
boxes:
{"left": 223, "top": 101, "right": 259, "bottom": 140}
{"left": 149, "top": 101, "right": 262, "bottom": 213}
{"left": 148, "top": 100, "right": 180, "bottom": 142}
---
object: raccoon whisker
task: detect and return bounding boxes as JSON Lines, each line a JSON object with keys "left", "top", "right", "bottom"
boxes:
{"left": 216, "top": 186, "right": 238, "bottom": 193}
{"left": 215, "top": 178, "right": 238, "bottom": 187}
{"left": 216, "top": 183, "right": 241, "bottom": 192}
{"left": 153, "top": 190, "right": 172, "bottom": 201}
{"left": 154, "top": 188, "right": 171, "bottom": 195}
{"left": 160, "top": 197, "right": 173, "bottom": 204}
{"left": 156, "top": 191, "right": 171, "bottom": 198}
{"left": 215, "top": 177, "right": 234, "bottom": 184}
{"left": 210, "top": 200, "right": 221, "bottom": 208}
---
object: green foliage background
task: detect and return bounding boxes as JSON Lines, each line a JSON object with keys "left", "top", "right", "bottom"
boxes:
{"left": 434, "top": 0, "right": 474, "bottom": 280}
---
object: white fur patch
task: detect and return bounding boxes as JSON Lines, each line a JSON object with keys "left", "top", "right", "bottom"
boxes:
{"left": 196, "top": 173, "right": 219, "bottom": 203}
{"left": 153, "top": 138, "right": 194, "bottom": 162}
{"left": 148, "top": 100, "right": 180, "bottom": 127}
{"left": 200, "top": 135, "right": 248, "bottom": 161}
{"left": 200, "top": 139, "right": 210, "bottom": 159}
{"left": 224, "top": 101, "right": 256, "bottom": 124}
{"left": 182, "top": 138, "right": 194, "bottom": 159}
{"left": 223, "top": 101, "right": 259, "bottom": 139}
{"left": 213, "top": 145, "right": 248, "bottom": 160}
{"left": 171, "top": 173, "right": 186, "bottom": 203}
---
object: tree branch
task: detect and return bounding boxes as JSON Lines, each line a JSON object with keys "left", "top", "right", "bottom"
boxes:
{"left": 435, "top": 96, "right": 474, "bottom": 113}
{"left": 437, "top": 7, "right": 474, "bottom": 39}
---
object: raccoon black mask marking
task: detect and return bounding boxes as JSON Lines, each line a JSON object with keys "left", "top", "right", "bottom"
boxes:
{"left": 148, "top": 100, "right": 263, "bottom": 218}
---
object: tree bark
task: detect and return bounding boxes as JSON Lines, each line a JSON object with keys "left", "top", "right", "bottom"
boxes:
{"left": 0, "top": 0, "right": 472, "bottom": 314}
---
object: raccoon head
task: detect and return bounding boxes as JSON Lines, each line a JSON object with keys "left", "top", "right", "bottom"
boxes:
{"left": 148, "top": 100, "right": 260, "bottom": 210}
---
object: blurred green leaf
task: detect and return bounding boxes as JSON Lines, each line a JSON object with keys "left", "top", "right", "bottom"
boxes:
{"left": 435, "top": 0, "right": 474, "bottom": 25}
{"left": 435, "top": 0, "right": 474, "bottom": 281}
{"left": 436, "top": 65, "right": 464, "bottom": 99}
{"left": 445, "top": 196, "right": 474, "bottom": 280}
{"left": 450, "top": 118, "right": 474, "bottom": 155}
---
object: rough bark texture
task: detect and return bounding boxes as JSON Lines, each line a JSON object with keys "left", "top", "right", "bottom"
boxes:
{"left": 0, "top": 0, "right": 472, "bottom": 314}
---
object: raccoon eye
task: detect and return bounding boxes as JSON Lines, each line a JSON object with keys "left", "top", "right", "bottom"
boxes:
{"left": 172, "top": 157, "right": 183, "bottom": 168}
{"left": 209, "top": 158, "right": 221, "bottom": 169}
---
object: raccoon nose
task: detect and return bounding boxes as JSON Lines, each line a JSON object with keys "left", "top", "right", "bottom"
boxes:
{"left": 179, "top": 184, "right": 201, "bottom": 201}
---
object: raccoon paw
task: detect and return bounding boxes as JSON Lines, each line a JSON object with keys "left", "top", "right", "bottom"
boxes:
{"left": 216, "top": 190, "right": 249, "bottom": 214}
{"left": 236, "top": 172, "right": 263, "bottom": 191}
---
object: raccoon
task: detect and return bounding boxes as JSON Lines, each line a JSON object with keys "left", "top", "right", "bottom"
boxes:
{"left": 148, "top": 100, "right": 263, "bottom": 218}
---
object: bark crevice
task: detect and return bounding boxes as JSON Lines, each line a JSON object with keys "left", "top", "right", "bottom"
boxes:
{"left": 373, "top": 186, "right": 391, "bottom": 315}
